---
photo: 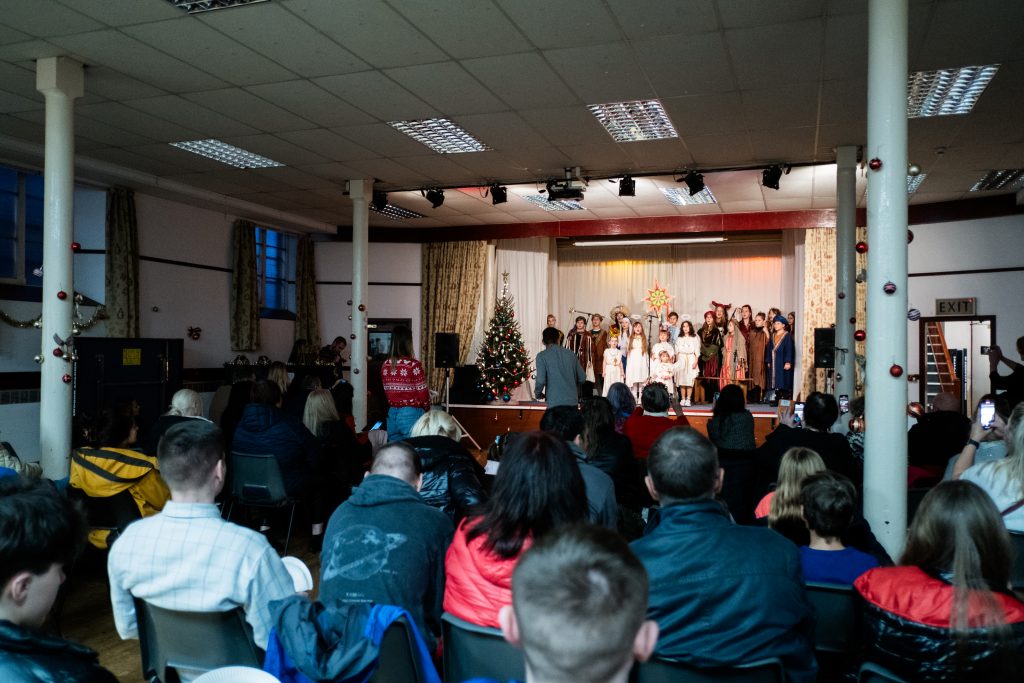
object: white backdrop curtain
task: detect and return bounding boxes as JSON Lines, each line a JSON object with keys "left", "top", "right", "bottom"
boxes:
{"left": 494, "top": 238, "right": 552, "bottom": 400}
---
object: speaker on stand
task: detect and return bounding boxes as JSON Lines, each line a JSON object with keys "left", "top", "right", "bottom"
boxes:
{"left": 434, "top": 332, "right": 481, "bottom": 450}
{"left": 813, "top": 327, "right": 836, "bottom": 394}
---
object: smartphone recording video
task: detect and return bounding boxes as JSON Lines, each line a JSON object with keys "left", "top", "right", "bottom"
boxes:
{"left": 979, "top": 400, "right": 996, "bottom": 430}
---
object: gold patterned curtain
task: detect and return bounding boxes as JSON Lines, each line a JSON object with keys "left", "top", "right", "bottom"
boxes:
{"left": 801, "top": 226, "right": 868, "bottom": 397}
{"left": 421, "top": 241, "right": 488, "bottom": 393}
{"left": 230, "top": 219, "right": 260, "bottom": 351}
{"left": 104, "top": 188, "right": 140, "bottom": 337}
{"left": 294, "top": 234, "right": 320, "bottom": 349}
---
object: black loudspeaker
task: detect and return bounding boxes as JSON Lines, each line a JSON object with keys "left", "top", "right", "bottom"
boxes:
{"left": 435, "top": 332, "right": 460, "bottom": 369}
{"left": 449, "top": 365, "right": 484, "bottom": 405}
{"left": 813, "top": 327, "right": 836, "bottom": 369}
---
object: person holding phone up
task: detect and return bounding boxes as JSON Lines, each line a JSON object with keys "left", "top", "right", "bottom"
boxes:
{"left": 954, "top": 402, "right": 1024, "bottom": 532}
{"left": 989, "top": 337, "right": 1024, "bottom": 411}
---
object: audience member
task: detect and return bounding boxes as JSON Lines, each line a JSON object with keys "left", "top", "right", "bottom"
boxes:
{"left": 622, "top": 383, "right": 688, "bottom": 459}
{"left": 268, "top": 360, "right": 290, "bottom": 396}
{"left": 755, "top": 446, "right": 825, "bottom": 524}
{"left": 945, "top": 395, "right": 1010, "bottom": 480}
{"left": 319, "top": 443, "right": 453, "bottom": 653}
{"left": 631, "top": 428, "right": 816, "bottom": 681}
{"left": 217, "top": 370, "right": 255, "bottom": 449}
{"left": 303, "top": 387, "right": 369, "bottom": 490}
{"left": 907, "top": 392, "right": 971, "bottom": 472}
{"left": 498, "top": 525, "right": 658, "bottom": 683}
{"left": 855, "top": 480, "right": 1024, "bottom": 680}
{"left": 534, "top": 327, "right": 585, "bottom": 407}
{"left": 989, "top": 338, "right": 1024, "bottom": 410}
{"left": 108, "top": 421, "right": 295, "bottom": 661}
{"left": 142, "top": 388, "right": 209, "bottom": 456}
{"left": 845, "top": 396, "right": 865, "bottom": 460}
{"left": 580, "top": 397, "right": 648, "bottom": 533}
{"left": 381, "top": 325, "right": 431, "bottom": 442}
{"left": 540, "top": 405, "right": 618, "bottom": 529}
{"left": 0, "top": 477, "right": 117, "bottom": 682}
{"left": 605, "top": 382, "right": 636, "bottom": 433}
{"left": 405, "top": 410, "right": 487, "bottom": 524}
{"left": 444, "top": 432, "right": 586, "bottom": 628}
{"left": 706, "top": 384, "right": 755, "bottom": 451}
{"left": 798, "top": 471, "right": 878, "bottom": 584}
{"left": 958, "top": 402, "right": 1024, "bottom": 532}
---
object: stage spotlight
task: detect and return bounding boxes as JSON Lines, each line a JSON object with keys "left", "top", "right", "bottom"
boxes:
{"left": 618, "top": 175, "right": 635, "bottom": 197}
{"left": 372, "top": 190, "right": 388, "bottom": 211}
{"left": 683, "top": 170, "right": 705, "bottom": 196}
{"left": 424, "top": 188, "right": 445, "bottom": 208}
{"left": 762, "top": 165, "right": 783, "bottom": 190}
{"left": 490, "top": 184, "right": 507, "bottom": 205}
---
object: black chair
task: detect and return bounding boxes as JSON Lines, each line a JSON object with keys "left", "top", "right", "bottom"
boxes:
{"left": 369, "top": 616, "right": 429, "bottom": 683}
{"left": 858, "top": 662, "right": 910, "bottom": 682}
{"left": 226, "top": 451, "right": 298, "bottom": 554}
{"left": 441, "top": 612, "right": 524, "bottom": 683}
{"left": 135, "top": 599, "right": 262, "bottom": 683}
{"left": 66, "top": 486, "right": 142, "bottom": 545}
{"left": 805, "top": 581, "right": 860, "bottom": 654}
{"left": 635, "top": 656, "right": 785, "bottom": 683}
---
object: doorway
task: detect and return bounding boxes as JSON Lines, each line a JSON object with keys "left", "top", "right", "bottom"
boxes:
{"left": 918, "top": 316, "right": 995, "bottom": 413}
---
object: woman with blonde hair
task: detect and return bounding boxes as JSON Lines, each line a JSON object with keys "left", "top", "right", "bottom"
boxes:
{"left": 303, "top": 388, "right": 369, "bottom": 490}
{"left": 268, "top": 361, "right": 289, "bottom": 396}
{"left": 959, "top": 402, "right": 1024, "bottom": 532}
{"left": 755, "top": 447, "right": 826, "bottom": 522}
{"left": 405, "top": 410, "right": 486, "bottom": 523}
{"left": 142, "top": 388, "right": 209, "bottom": 455}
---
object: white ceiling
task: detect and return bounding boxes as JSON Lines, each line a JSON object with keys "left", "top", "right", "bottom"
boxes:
{"left": 0, "top": 0, "right": 1021, "bottom": 233}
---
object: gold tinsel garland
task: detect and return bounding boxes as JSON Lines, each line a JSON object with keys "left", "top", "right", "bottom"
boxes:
{"left": 0, "top": 305, "right": 107, "bottom": 331}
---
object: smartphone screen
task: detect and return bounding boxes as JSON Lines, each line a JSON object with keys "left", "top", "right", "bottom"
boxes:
{"left": 777, "top": 398, "right": 791, "bottom": 421}
{"left": 794, "top": 402, "right": 805, "bottom": 426}
{"left": 370, "top": 421, "right": 383, "bottom": 431}
{"left": 980, "top": 400, "right": 996, "bottom": 430}
{"left": 839, "top": 395, "right": 850, "bottom": 414}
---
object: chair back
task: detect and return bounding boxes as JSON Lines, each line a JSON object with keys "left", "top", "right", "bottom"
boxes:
{"left": 858, "top": 662, "right": 910, "bottom": 682}
{"left": 441, "top": 612, "right": 524, "bottom": 683}
{"left": 67, "top": 487, "right": 141, "bottom": 539}
{"left": 1010, "top": 532, "right": 1024, "bottom": 590}
{"left": 805, "top": 582, "right": 860, "bottom": 654}
{"left": 635, "top": 657, "right": 784, "bottom": 683}
{"left": 230, "top": 452, "right": 289, "bottom": 504}
{"left": 369, "top": 616, "right": 427, "bottom": 683}
{"left": 135, "top": 599, "right": 261, "bottom": 683}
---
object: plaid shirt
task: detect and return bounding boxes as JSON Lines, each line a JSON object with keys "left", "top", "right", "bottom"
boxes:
{"left": 107, "top": 501, "right": 294, "bottom": 648}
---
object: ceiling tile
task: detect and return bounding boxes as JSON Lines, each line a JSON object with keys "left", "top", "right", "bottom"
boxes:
{"left": 726, "top": 20, "right": 824, "bottom": 90}
{"left": 452, "top": 111, "right": 550, "bottom": 151}
{"left": 444, "top": 150, "right": 566, "bottom": 182}
{"left": 0, "top": 24, "right": 31, "bottom": 45}
{"left": 77, "top": 101, "right": 202, "bottom": 142}
{"left": 83, "top": 147, "right": 190, "bottom": 176}
{"left": 0, "top": 39, "right": 68, "bottom": 62}
{"left": 0, "top": 89, "right": 40, "bottom": 114}
{"left": 519, "top": 106, "right": 613, "bottom": 147}
{"left": 823, "top": 12, "right": 867, "bottom": 81}
{"left": 122, "top": 18, "right": 296, "bottom": 87}
{"left": 69, "top": 114, "right": 157, "bottom": 147}
{"left": 914, "top": 0, "right": 1024, "bottom": 70}
{"left": 219, "top": 133, "right": 331, "bottom": 165}
{"left": 461, "top": 52, "right": 579, "bottom": 110}
{"left": 161, "top": 172, "right": 253, "bottom": 196}
{"left": 543, "top": 42, "right": 653, "bottom": 104}
{"left": 620, "top": 139, "right": 692, "bottom": 172}
{"left": 388, "top": 0, "right": 533, "bottom": 59}
{"left": 244, "top": 81, "right": 375, "bottom": 128}
{"left": 0, "top": 113, "right": 44, "bottom": 143}
{"left": 337, "top": 157, "right": 424, "bottom": 186}
{"left": 606, "top": 0, "right": 718, "bottom": 39}
{"left": 741, "top": 83, "right": 820, "bottom": 130}
{"left": 717, "top": 0, "right": 824, "bottom": 29}
{"left": 385, "top": 61, "right": 506, "bottom": 116}
{"left": 662, "top": 93, "right": 746, "bottom": 137}
{"left": 634, "top": 31, "right": 737, "bottom": 97}
{"left": 54, "top": 0, "right": 182, "bottom": 26}
{"left": 285, "top": 0, "right": 447, "bottom": 69}
{"left": 277, "top": 129, "right": 376, "bottom": 161}
{"left": 294, "top": 162, "right": 366, "bottom": 183}
{"left": 684, "top": 133, "right": 754, "bottom": 166}
{"left": 313, "top": 71, "right": 437, "bottom": 122}
{"left": 496, "top": 0, "right": 623, "bottom": 50}
{"left": 83, "top": 65, "right": 167, "bottom": 100}
{"left": 389, "top": 155, "right": 479, "bottom": 185}
{"left": 124, "top": 95, "right": 261, "bottom": 137}
{"left": 250, "top": 166, "right": 339, "bottom": 190}
{"left": 183, "top": 88, "right": 314, "bottom": 133}
{"left": 1, "top": 0, "right": 103, "bottom": 36}
{"left": 718, "top": 199, "right": 767, "bottom": 213}
{"left": 332, "top": 122, "right": 437, "bottom": 157}
{"left": 124, "top": 143, "right": 233, "bottom": 172}
{"left": 551, "top": 143, "right": 634, "bottom": 172}
{"left": 233, "top": 191, "right": 309, "bottom": 211}
{"left": 0, "top": 61, "right": 37, "bottom": 99}
{"left": 819, "top": 79, "right": 866, "bottom": 126}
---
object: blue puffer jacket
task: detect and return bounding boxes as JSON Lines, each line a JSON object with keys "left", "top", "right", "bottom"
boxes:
{"left": 231, "top": 403, "right": 320, "bottom": 497}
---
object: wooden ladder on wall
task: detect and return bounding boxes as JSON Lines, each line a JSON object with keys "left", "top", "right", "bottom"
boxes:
{"left": 924, "top": 321, "right": 961, "bottom": 404}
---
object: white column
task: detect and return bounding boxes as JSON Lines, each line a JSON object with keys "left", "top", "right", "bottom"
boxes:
{"left": 835, "top": 146, "right": 858, "bottom": 399}
{"left": 349, "top": 179, "right": 370, "bottom": 429}
{"left": 36, "top": 57, "right": 83, "bottom": 479}
{"left": 864, "top": 0, "right": 909, "bottom": 558}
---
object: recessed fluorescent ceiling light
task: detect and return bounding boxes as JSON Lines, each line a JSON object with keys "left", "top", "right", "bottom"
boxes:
{"left": 575, "top": 237, "right": 726, "bottom": 247}
{"left": 970, "top": 169, "right": 1024, "bottom": 192}
{"left": 661, "top": 187, "right": 717, "bottom": 206}
{"left": 169, "top": 139, "right": 283, "bottom": 169}
{"left": 523, "top": 195, "right": 585, "bottom": 212}
{"left": 388, "top": 118, "right": 491, "bottom": 154}
{"left": 369, "top": 203, "right": 425, "bottom": 220}
{"left": 587, "top": 99, "right": 678, "bottom": 142}
{"left": 163, "top": 0, "right": 269, "bottom": 13}
{"left": 906, "top": 174, "right": 927, "bottom": 194}
{"left": 907, "top": 65, "right": 999, "bottom": 117}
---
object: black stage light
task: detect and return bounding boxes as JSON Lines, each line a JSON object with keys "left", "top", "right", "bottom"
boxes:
{"left": 618, "top": 175, "right": 635, "bottom": 197}
{"left": 684, "top": 170, "right": 705, "bottom": 196}
{"left": 425, "top": 188, "right": 445, "bottom": 208}
{"left": 762, "top": 165, "right": 783, "bottom": 190}
{"left": 490, "top": 184, "right": 508, "bottom": 205}
{"left": 372, "top": 190, "right": 388, "bottom": 211}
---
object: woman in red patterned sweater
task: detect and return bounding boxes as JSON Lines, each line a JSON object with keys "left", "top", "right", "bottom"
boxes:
{"left": 380, "top": 325, "right": 431, "bottom": 442}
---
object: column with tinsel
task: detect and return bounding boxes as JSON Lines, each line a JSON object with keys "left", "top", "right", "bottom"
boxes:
{"left": 477, "top": 272, "right": 532, "bottom": 403}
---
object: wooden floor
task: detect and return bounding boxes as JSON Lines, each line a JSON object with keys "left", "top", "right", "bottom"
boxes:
{"left": 57, "top": 531, "right": 322, "bottom": 682}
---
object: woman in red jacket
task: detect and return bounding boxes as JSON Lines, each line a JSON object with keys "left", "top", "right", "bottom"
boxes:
{"left": 443, "top": 431, "right": 586, "bottom": 628}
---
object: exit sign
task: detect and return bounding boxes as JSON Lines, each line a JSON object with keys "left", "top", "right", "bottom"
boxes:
{"left": 936, "top": 297, "right": 976, "bottom": 315}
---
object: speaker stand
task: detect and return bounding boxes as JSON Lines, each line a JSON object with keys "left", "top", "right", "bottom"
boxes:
{"left": 442, "top": 366, "right": 482, "bottom": 451}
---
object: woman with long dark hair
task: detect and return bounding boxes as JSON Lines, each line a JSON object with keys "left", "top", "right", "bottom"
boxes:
{"left": 606, "top": 382, "right": 637, "bottom": 433}
{"left": 579, "top": 397, "right": 646, "bottom": 535}
{"left": 443, "top": 431, "right": 586, "bottom": 627}
{"left": 855, "top": 480, "right": 1024, "bottom": 680}
{"left": 380, "top": 325, "right": 430, "bottom": 442}
{"left": 707, "top": 383, "right": 755, "bottom": 451}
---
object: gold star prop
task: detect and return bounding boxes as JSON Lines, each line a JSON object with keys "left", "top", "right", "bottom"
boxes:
{"left": 644, "top": 279, "right": 673, "bottom": 318}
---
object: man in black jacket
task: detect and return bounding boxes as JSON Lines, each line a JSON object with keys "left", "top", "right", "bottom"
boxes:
{"left": 0, "top": 477, "right": 117, "bottom": 682}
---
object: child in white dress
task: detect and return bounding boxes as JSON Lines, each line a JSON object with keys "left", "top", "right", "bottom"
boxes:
{"left": 674, "top": 318, "right": 701, "bottom": 406}
{"left": 601, "top": 346, "right": 623, "bottom": 396}
{"left": 624, "top": 321, "right": 649, "bottom": 398}
{"left": 651, "top": 349, "right": 676, "bottom": 396}
{"left": 650, "top": 326, "right": 675, "bottom": 366}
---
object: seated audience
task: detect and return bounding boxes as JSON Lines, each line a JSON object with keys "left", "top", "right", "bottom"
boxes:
{"left": 108, "top": 422, "right": 295, "bottom": 665}
{"left": 631, "top": 427, "right": 816, "bottom": 682}
{"left": 0, "top": 441, "right": 40, "bottom": 480}
{"left": 303, "top": 387, "right": 369, "bottom": 490}
{"left": 908, "top": 392, "right": 971, "bottom": 472}
{"left": 755, "top": 446, "right": 825, "bottom": 520}
{"left": 319, "top": 443, "right": 453, "bottom": 653}
{"left": 498, "top": 525, "right": 658, "bottom": 683}
{"left": 218, "top": 369, "right": 256, "bottom": 449}
{"left": 957, "top": 402, "right": 1024, "bottom": 532}
{"left": 989, "top": 338, "right": 1024, "bottom": 411}
{"left": 0, "top": 477, "right": 117, "bottom": 682}
{"left": 798, "top": 471, "right": 878, "bottom": 584}
{"left": 444, "top": 431, "right": 586, "bottom": 628}
{"left": 706, "top": 384, "right": 756, "bottom": 451}
{"left": 845, "top": 396, "right": 865, "bottom": 461}
{"left": 404, "top": 410, "right": 487, "bottom": 524}
{"left": 622, "top": 383, "right": 688, "bottom": 459}
{"left": 945, "top": 395, "right": 1010, "bottom": 480}
{"left": 855, "top": 480, "right": 1024, "bottom": 680}
{"left": 755, "top": 392, "right": 861, "bottom": 493}
{"left": 540, "top": 406, "right": 618, "bottom": 529}
{"left": 606, "top": 382, "right": 636, "bottom": 433}
{"left": 143, "top": 388, "right": 209, "bottom": 455}
{"left": 580, "top": 397, "right": 648, "bottom": 532}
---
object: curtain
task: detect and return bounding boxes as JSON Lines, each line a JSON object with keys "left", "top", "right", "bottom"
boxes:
{"left": 230, "top": 219, "right": 260, "bottom": 352}
{"left": 495, "top": 238, "right": 553, "bottom": 401}
{"left": 800, "top": 227, "right": 868, "bottom": 397}
{"left": 104, "top": 188, "right": 140, "bottom": 337}
{"left": 421, "top": 241, "right": 487, "bottom": 394}
{"left": 294, "top": 234, "right": 320, "bottom": 349}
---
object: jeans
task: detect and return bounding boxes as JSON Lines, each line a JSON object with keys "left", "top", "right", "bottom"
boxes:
{"left": 387, "top": 406, "right": 424, "bottom": 443}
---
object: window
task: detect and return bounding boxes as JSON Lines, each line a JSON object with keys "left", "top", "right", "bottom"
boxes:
{"left": 255, "top": 225, "right": 296, "bottom": 317}
{"left": 0, "top": 166, "right": 44, "bottom": 287}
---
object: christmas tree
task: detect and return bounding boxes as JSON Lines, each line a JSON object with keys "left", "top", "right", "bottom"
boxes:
{"left": 477, "top": 273, "right": 532, "bottom": 402}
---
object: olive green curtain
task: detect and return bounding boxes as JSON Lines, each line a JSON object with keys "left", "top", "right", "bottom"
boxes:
{"left": 421, "top": 241, "right": 488, "bottom": 394}
{"left": 294, "top": 234, "right": 320, "bottom": 349}
{"left": 104, "top": 188, "right": 140, "bottom": 337}
{"left": 230, "top": 219, "right": 260, "bottom": 351}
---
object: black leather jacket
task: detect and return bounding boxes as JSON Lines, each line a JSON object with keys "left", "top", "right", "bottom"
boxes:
{"left": 404, "top": 435, "right": 486, "bottom": 524}
{"left": 0, "top": 619, "right": 117, "bottom": 683}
